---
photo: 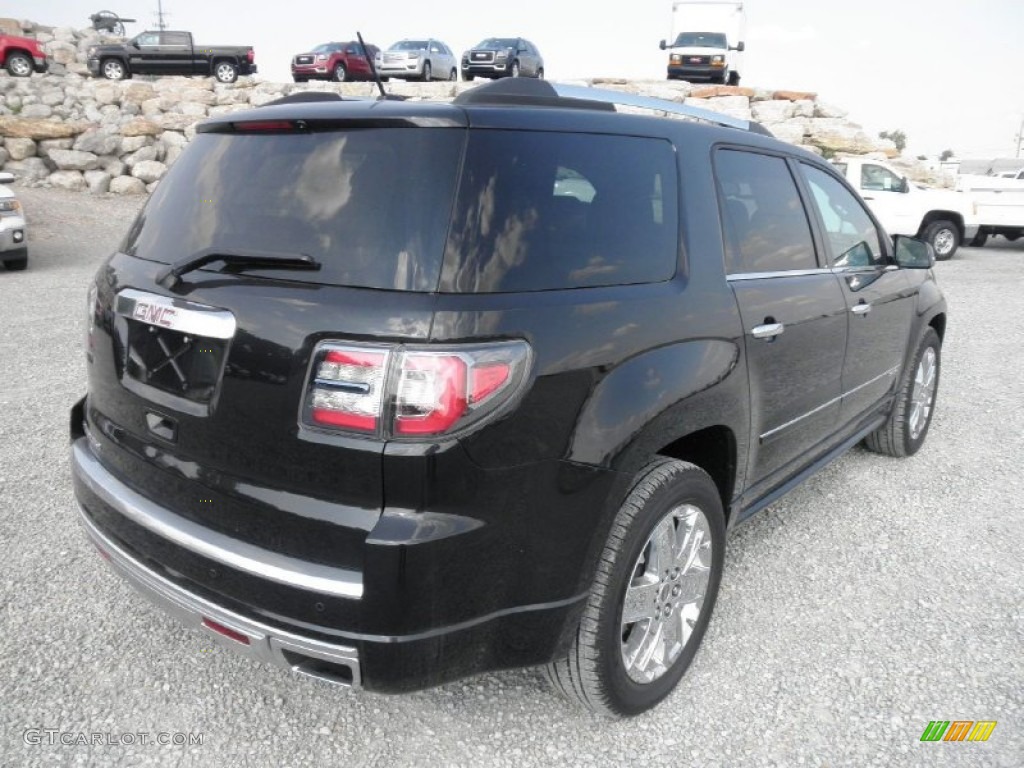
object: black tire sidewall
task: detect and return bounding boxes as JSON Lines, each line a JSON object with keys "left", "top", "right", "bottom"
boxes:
{"left": 898, "top": 328, "right": 941, "bottom": 455}
{"left": 334, "top": 64, "right": 346, "bottom": 82}
{"left": 925, "top": 220, "right": 958, "bottom": 260}
{"left": 597, "top": 465, "right": 726, "bottom": 715}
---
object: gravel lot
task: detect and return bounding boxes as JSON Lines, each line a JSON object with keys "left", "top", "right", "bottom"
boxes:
{"left": 1, "top": 188, "right": 1021, "bottom": 767}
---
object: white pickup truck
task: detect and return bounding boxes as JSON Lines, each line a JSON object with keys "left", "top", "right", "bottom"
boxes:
{"left": 832, "top": 157, "right": 977, "bottom": 260}
{"left": 955, "top": 173, "right": 1024, "bottom": 247}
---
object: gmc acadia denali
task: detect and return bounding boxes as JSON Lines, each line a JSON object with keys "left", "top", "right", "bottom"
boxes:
{"left": 71, "top": 79, "right": 946, "bottom": 717}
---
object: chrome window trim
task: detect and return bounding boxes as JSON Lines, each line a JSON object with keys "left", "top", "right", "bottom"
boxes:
{"left": 727, "top": 268, "right": 833, "bottom": 281}
{"left": 760, "top": 366, "right": 900, "bottom": 441}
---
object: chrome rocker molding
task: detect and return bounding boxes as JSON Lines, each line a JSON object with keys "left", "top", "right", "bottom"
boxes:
{"left": 72, "top": 439, "right": 364, "bottom": 599}
{"left": 79, "top": 504, "right": 362, "bottom": 689}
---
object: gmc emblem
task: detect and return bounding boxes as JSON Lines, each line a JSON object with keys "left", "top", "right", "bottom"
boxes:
{"left": 133, "top": 302, "right": 178, "bottom": 328}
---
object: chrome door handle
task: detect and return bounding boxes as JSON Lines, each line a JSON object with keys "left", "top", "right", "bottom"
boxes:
{"left": 851, "top": 303, "right": 872, "bottom": 315}
{"left": 751, "top": 322, "right": 784, "bottom": 340}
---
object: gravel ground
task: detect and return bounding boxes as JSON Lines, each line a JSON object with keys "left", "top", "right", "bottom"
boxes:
{"left": 1, "top": 188, "right": 1021, "bottom": 767}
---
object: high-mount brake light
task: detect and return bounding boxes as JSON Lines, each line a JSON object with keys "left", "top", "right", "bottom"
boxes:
{"left": 302, "top": 341, "right": 531, "bottom": 439}
{"left": 232, "top": 120, "right": 296, "bottom": 132}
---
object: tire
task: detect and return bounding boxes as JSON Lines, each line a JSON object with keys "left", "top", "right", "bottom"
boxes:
{"left": 6, "top": 52, "right": 32, "bottom": 77}
{"left": 864, "top": 327, "right": 941, "bottom": 458}
{"left": 728, "top": 71, "right": 740, "bottom": 86}
{"left": 717, "top": 70, "right": 729, "bottom": 85}
{"left": 461, "top": 72, "right": 473, "bottom": 81}
{"left": 968, "top": 231, "right": 988, "bottom": 247}
{"left": 292, "top": 75, "right": 308, "bottom": 83}
{"left": 921, "top": 219, "right": 959, "bottom": 261}
{"left": 332, "top": 63, "right": 347, "bottom": 82}
{"left": 1004, "top": 229, "right": 1022, "bottom": 242}
{"left": 510, "top": 60, "right": 520, "bottom": 78}
{"left": 537, "top": 67, "right": 544, "bottom": 80}
{"left": 3, "top": 249, "right": 28, "bottom": 271}
{"left": 421, "top": 61, "right": 432, "bottom": 82}
{"left": 101, "top": 58, "right": 126, "bottom": 80}
{"left": 449, "top": 68, "right": 457, "bottom": 81}
{"left": 545, "top": 458, "right": 725, "bottom": 717}
{"left": 214, "top": 61, "right": 239, "bottom": 84}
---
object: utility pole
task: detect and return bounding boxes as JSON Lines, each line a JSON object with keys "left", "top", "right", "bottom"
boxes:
{"left": 155, "top": 0, "right": 169, "bottom": 31}
{"left": 1017, "top": 115, "right": 1024, "bottom": 159}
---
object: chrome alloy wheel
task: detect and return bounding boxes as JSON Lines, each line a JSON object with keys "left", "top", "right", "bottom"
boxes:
{"left": 909, "top": 347, "right": 937, "bottom": 440}
{"left": 620, "top": 504, "right": 712, "bottom": 684}
{"left": 933, "top": 228, "right": 955, "bottom": 257}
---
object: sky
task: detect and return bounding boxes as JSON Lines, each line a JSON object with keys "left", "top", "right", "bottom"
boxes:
{"left": 11, "top": 0, "right": 1024, "bottom": 158}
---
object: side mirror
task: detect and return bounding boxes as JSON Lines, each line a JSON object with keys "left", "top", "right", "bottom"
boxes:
{"left": 731, "top": 41, "right": 746, "bottom": 52}
{"left": 0, "top": 172, "right": 16, "bottom": 184}
{"left": 659, "top": 39, "right": 667, "bottom": 50}
{"left": 893, "top": 235, "right": 935, "bottom": 269}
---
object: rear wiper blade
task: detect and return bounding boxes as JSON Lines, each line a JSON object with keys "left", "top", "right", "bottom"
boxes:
{"left": 156, "top": 249, "right": 321, "bottom": 288}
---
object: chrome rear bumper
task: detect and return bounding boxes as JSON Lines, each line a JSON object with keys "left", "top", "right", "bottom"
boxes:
{"left": 79, "top": 504, "right": 362, "bottom": 689}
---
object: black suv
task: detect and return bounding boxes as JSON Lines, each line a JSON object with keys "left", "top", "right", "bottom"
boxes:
{"left": 71, "top": 80, "right": 945, "bottom": 717}
{"left": 461, "top": 37, "right": 543, "bottom": 80}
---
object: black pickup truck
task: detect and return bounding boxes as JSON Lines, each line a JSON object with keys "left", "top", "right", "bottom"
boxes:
{"left": 87, "top": 30, "right": 256, "bottom": 83}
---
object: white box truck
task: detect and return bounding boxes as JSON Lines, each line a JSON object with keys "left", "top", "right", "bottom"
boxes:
{"left": 659, "top": 1, "right": 746, "bottom": 85}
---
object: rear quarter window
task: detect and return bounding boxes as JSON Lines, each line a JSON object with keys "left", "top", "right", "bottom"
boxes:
{"left": 440, "top": 130, "right": 679, "bottom": 293}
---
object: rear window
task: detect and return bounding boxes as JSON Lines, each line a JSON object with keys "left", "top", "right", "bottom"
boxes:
{"left": 123, "top": 127, "right": 678, "bottom": 294}
{"left": 122, "top": 129, "right": 464, "bottom": 291}
{"left": 440, "top": 130, "right": 678, "bottom": 293}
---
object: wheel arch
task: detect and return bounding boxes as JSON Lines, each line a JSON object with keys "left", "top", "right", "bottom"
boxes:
{"left": 655, "top": 425, "right": 737, "bottom": 521}
{"left": 919, "top": 210, "right": 965, "bottom": 238}
{"left": 3, "top": 47, "right": 33, "bottom": 64}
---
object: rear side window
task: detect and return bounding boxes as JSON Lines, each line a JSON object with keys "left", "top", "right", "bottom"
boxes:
{"left": 716, "top": 149, "right": 817, "bottom": 274}
{"left": 122, "top": 129, "right": 464, "bottom": 291}
{"left": 440, "top": 131, "right": 678, "bottom": 293}
{"left": 801, "top": 164, "right": 884, "bottom": 268}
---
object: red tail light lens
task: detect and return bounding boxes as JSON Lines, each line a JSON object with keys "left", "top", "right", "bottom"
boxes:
{"left": 247, "top": 49, "right": 255, "bottom": 63}
{"left": 309, "top": 347, "right": 389, "bottom": 433}
{"left": 302, "top": 340, "right": 531, "bottom": 439}
{"left": 395, "top": 354, "right": 468, "bottom": 435}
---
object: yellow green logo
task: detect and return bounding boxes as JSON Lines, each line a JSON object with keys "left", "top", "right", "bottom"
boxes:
{"left": 920, "top": 721, "right": 997, "bottom": 742}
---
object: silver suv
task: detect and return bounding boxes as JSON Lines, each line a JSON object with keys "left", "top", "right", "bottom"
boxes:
{"left": 378, "top": 39, "right": 457, "bottom": 82}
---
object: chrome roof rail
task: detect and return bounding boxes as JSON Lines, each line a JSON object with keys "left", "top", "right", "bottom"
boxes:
{"left": 549, "top": 83, "right": 753, "bottom": 132}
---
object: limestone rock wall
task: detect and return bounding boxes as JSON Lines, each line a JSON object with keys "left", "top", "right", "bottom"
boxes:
{"left": 0, "top": 21, "right": 919, "bottom": 195}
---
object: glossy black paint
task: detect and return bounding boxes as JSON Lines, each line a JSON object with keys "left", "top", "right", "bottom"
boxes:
{"left": 72, "top": 92, "right": 947, "bottom": 693}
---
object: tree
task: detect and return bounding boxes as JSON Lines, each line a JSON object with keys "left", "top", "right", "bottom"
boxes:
{"left": 939, "top": 149, "right": 955, "bottom": 161}
{"left": 879, "top": 129, "right": 907, "bottom": 152}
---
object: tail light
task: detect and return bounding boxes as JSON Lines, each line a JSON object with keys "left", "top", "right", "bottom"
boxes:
{"left": 247, "top": 49, "right": 255, "bottom": 63}
{"left": 302, "top": 340, "right": 531, "bottom": 439}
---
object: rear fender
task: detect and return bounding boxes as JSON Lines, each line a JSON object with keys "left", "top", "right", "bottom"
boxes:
{"left": 567, "top": 339, "right": 747, "bottom": 474}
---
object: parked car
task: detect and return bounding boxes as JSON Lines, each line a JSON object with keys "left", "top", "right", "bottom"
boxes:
{"left": 832, "top": 157, "right": 977, "bottom": 260}
{"left": 0, "top": 33, "right": 48, "bottom": 77}
{"left": 292, "top": 41, "right": 379, "bottom": 82}
{"left": 72, "top": 78, "right": 946, "bottom": 717}
{"left": 377, "top": 39, "right": 457, "bottom": 82}
{"left": 461, "top": 37, "right": 543, "bottom": 80}
{"left": 0, "top": 172, "right": 28, "bottom": 270}
{"left": 86, "top": 30, "right": 256, "bottom": 83}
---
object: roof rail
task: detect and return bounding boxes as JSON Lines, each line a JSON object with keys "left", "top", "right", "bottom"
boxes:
{"left": 549, "top": 83, "right": 770, "bottom": 134}
{"left": 452, "top": 79, "right": 770, "bottom": 135}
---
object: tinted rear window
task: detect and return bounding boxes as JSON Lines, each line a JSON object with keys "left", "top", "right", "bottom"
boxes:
{"left": 122, "top": 129, "right": 464, "bottom": 291}
{"left": 440, "top": 130, "right": 678, "bottom": 293}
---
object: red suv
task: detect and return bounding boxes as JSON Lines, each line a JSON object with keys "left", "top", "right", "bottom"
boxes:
{"left": 291, "top": 41, "right": 379, "bottom": 82}
{"left": 1, "top": 34, "right": 48, "bottom": 77}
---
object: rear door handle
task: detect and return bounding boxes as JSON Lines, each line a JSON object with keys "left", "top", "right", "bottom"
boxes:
{"left": 851, "top": 302, "right": 872, "bottom": 315}
{"left": 751, "top": 322, "right": 784, "bottom": 340}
